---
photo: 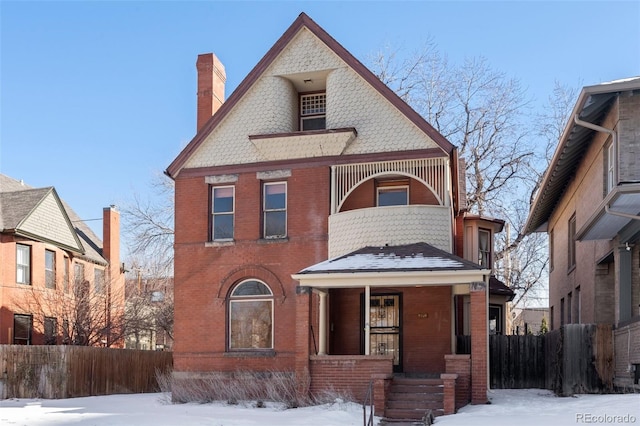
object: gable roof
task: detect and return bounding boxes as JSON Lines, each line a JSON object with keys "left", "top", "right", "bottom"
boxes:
{"left": 0, "top": 186, "right": 85, "bottom": 253}
{"left": 0, "top": 174, "right": 107, "bottom": 265}
{"left": 166, "top": 12, "right": 454, "bottom": 178}
{"left": 525, "top": 77, "right": 640, "bottom": 234}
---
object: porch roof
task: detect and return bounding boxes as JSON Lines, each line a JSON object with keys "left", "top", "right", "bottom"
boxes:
{"left": 292, "top": 243, "right": 491, "bottom": 288}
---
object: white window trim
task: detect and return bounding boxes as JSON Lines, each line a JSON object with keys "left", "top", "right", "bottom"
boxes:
{"left": 376, "top": 185, "right": 409, "bottom": 207}
{"left": 263, "top": 181, "right": 287, "bottom": 239}
{"left": 228, "top": 279, "right": 274, "bottom": 350}
{"left": 212, "top": 185, "right": 235, "bottom": 241}
{"left": 478, "top": 228, "right": 491, "bottom": 268}
{"left": 607, "top": 142, "right": 615, "bottom": 193}
{"left": 45, "top": 249, "right": 56, "bottom": 289}
{"left": 16, "top": 244, "right": 31, "bottom": 285}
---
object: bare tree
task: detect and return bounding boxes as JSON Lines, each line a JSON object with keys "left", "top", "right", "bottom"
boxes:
{"left": 121, "top": 173, "right": 175, "bottom": 349}
{"left": 369, "top": 45, "right": 577, "bottom": 306}
{"left": 122, "top": 172, "right": 174, "bottom": 274}
{"left": 13, "top": 275, "right": 126, "bottom": 347}
{"left": 124, "top": 270, "right": 174, "bottom": 350}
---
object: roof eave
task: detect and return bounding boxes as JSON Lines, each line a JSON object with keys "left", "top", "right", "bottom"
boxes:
{"left": 525, "top": 78, "right": 640, "bottom": 235}
{"left": 166, "top": 12, "right": 455, "bottom": 178}
{"left": 292, "top": 268, "right": 491, "bottom": 288}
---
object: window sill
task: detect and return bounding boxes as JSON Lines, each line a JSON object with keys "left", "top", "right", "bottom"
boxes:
{"left": 205, "top": 240, "right": 235, "bottom": 247}
{"left": 224, "top": 350, "right": 276, "bottom": 358}
{"left": 257, "top": 237, "right": 289, "bottom": 244}
{"left": 567, "top": 265, "right": 576, "bottom": 275}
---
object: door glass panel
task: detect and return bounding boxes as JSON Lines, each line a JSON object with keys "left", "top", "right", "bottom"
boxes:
{"left": 370, "top": 295, "right": 400, "bottom": 366}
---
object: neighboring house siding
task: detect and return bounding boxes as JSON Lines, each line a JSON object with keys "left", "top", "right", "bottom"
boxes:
{"left": 548, "top": 105, "right": 618, "bottom": 328}
{"left": 19, "top": 192, "right": 79, "bottom": 250}
{"left": 618, "top": 94, "right": 640, "bottom": 183}
{"left": 0, "top": 238, "right": 95, "bottom": 345}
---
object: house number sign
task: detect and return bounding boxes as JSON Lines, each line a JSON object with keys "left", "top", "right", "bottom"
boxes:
{"left": 417, "top": 313, "right": 429, "bottom": 319}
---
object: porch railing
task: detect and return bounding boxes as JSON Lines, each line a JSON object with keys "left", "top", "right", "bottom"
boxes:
{"left": 362, "top": 380, "right": 374, "bottom": 426}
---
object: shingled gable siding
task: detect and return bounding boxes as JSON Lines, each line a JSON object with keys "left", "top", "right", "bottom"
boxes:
{"left": 182, "top": 29, "right": 441, "bottom": 170}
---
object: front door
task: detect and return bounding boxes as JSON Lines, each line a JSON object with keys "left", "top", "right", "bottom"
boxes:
{"left": 368, "top": 294, "right": 402, "bottom": 372}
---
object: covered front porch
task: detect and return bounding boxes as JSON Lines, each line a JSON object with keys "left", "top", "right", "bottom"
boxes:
{"left": 292, "top": 243, "right": 491, "bottom": 415}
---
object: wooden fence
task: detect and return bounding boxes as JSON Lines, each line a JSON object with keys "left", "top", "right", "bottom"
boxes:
{"left": 458, "top": 324, "right": 614, "bottom": 394}
{"left": 0, "top": 345, "right": 173, "bottom": 399}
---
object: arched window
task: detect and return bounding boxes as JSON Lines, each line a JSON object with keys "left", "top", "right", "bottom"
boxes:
{"left": 228, "top": 279, "right": 273, "bottom": 350}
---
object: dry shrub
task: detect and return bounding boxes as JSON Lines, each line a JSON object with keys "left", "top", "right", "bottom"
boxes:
{"left": 157, "top": 369, "right": 313, "bottom": 408}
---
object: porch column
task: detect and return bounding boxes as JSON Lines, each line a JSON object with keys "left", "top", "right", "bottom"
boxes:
{"left": 318, "top": 290, "right": 328, "bottom": 355}
{"left": 364, "top": 285, "right": 371, "bottom": 355}
{"left": 470, "top": 281, "right": 488, "bottom": 404}
{"left": 295, "top": 286, "right": 312, "bottom": 398}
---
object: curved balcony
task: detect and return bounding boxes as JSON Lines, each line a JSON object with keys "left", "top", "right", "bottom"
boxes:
{"left": 328, "top": 205, "right": 452, "bottom": 258}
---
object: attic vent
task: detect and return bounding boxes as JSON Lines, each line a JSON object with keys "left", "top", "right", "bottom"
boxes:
{"left": 300, "top": 93, "right": 326, "bottom": 130}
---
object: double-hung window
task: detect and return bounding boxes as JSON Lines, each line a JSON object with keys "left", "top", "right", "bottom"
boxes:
{"left": 568, "top": 214, "right": 576, "bottom": 270}
{"left": 228, "top": 280, "right": 273, "bottom": 350}
{"left": 300, "top": 93, "right": 326, "bottom": 131}
{"left": 95, "top": 268, "right": 105, "bottom": 295}
{"left": 63, "top": 256, "right": 70, "bottom": 293}
{"left": 16, "top": 244, "right": 31, "bottom": 285}
{"left": 45, "top": 250, "right": 56, "bottom": 289}
{"left": 263, "top": 182, "right": 287, "bottom": 239}
{"left": 478, "top": 229, "right": 491, "bottom": 268}
{"left": 13, "top": 314, "right": 32, "bottom": 345}
{"left": 606, "top": 142, "right": 615, "bottom": 193}
{"left": 212, "top": 186, "right": 234, "bottom": 240}
{"left": 44, "top": 316, "right": 57, "bottom": 345}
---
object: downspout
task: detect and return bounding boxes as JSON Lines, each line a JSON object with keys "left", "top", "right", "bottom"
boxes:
{"left": 574, "top": 115, "right": 640, "bottom": 222}
{"left": 605, "top": 204, "right": 640, "bottom": 221}
{"left": 573, "top": 114, "right": 617, "bottom": 190}
{"left": 573, "top": 114, "right": 616, "bottom": 150}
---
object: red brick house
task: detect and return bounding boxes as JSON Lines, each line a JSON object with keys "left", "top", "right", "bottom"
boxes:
{"left": 166, "top": 13, "right": 510, "bottom": 418}
{"left": 0, "top": 174, "right": 125, "bottom": 347}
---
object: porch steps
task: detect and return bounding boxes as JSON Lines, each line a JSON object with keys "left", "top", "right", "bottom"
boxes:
{"left": 380, "top": 378, "right": 443, "bottom": 425}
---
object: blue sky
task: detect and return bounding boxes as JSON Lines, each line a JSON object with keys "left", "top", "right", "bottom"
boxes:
{"left": 1, "top": 1, "right": 639, "bottom": 252}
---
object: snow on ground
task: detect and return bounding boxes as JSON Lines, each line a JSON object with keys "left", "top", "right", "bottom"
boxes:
{"left": 0, "top": 389, "right": 637, "bottom": 426}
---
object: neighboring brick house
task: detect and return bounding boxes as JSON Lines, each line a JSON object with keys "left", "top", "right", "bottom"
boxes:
{"left": 0, "top": 174, "right": 125, "bottom": 347}
{"left": 525, "top": 77, "right": 640, "bottom": 390}
{"left": 166, "top": 13, "right": 511, "bottom": 417}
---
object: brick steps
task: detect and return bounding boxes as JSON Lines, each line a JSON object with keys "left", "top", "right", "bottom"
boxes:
{"left": 381, "top": 377, "right": 443, "bottom": 425}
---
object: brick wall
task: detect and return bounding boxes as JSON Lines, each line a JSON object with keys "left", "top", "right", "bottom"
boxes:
{"left": 614, "top": 319, "right": 640, "bottom": 389}
{"left": 445, "top": 354, "right": 471, "bottom": 409}
{"left": 173, "top": 165, "right": 330, "bottom": 371}
{"left": 470, "top": 283, "right": 488, "bottom": 404}
{"left": 327, "top": 287, "right": 452, "bottom": 374}
{"left": 309, "top": 355, "right": 393, "bottom": 402}
{"left": 618, "top": 94, "right": 640, "bottom": 183}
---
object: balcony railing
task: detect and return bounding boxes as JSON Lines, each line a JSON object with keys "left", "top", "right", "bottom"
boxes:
{"left": 331, "top": 158, "right": 450, "bottom": 214}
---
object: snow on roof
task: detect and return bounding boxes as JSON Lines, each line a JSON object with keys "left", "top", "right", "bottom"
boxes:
{"left": 303, "top": 253, "right": 464, "bottom": 272}
{"left": 299, "top": 242, "right": 483, "bottom": 274}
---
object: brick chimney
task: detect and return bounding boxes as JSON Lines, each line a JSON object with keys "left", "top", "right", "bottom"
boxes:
{"left": 103, "top": 205, "right": 120, "bottom": 269}
{"left": 103, "top": 205, "right": 125, "bottom": 347}
{"left": 196, "top": 53, "right": 226, "bottom": 132}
